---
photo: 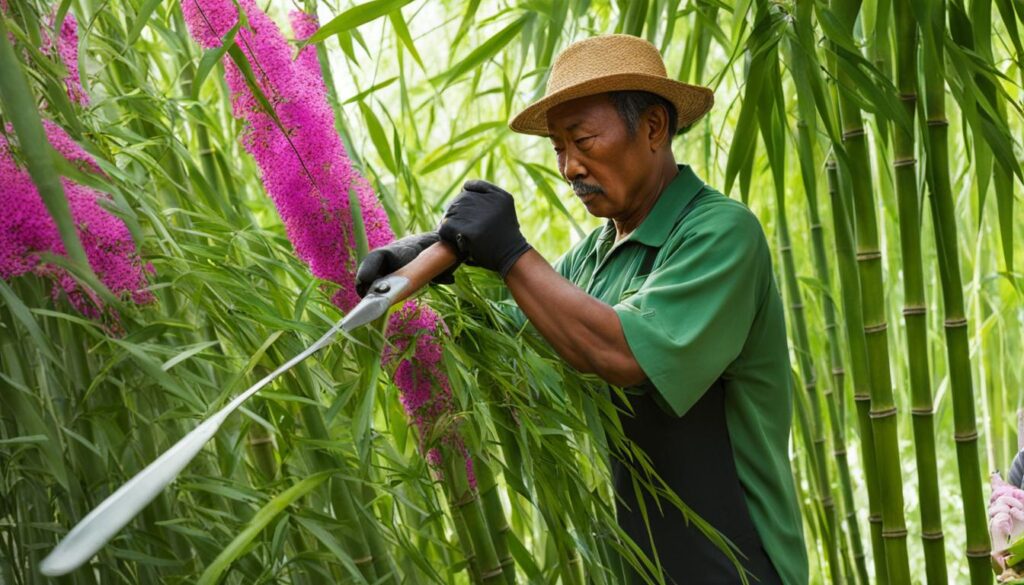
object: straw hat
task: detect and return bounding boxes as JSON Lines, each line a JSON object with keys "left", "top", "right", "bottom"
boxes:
{"left": 509, "top": 34, "right": 714, "bottom": 136}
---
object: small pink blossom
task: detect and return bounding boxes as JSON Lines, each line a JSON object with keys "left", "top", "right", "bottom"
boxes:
{"left": 42, "top": 9, "right": 88, "bottom": 105}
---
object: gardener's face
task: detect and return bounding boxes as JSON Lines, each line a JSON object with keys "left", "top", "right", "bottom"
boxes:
{"left": 546, "top": 93, "right": 659, "bottom": 221}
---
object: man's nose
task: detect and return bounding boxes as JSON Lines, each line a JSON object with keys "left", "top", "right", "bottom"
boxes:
{"left": 562, "top": 149, "right": 586, "bottom": 182}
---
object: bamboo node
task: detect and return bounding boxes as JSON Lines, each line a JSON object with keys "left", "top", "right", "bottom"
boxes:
{"left": 842, "top": 128, "right": 866, "bottom": 140}
{"left": 967, "top": 548, "right": 992, "bottom": 558}
{"left": 353, "top": 555, "right": 374, "bottom": 565}
{"left": 870, "top": 406, "right": 898, "bottom": 419}
{"left": 921, "top": 530, "right": 945, "bottom": 541}
{"left": 954, "top": 430, "right": 979, "bottom": 442}
{"left": 831, "top": 368, "right": 846, "bottom": 376}
{"left": 826, "top": 160, "right": 838, "bottom": 169}
{"left": 822, "top": 496, "right": 835, "bottom": 508}
{"left": 248, "top": 436, "right": 274, "bottom": 445}
{"left": 927, "top": 118, "right": 950, "bottom": 127}
{"left": 911, "top": 407, "right": 935, "bottom": 416}
{"left": 452, "top": 493, "right": 480, "bottom": 509}
{"left": 902, "top": 305, "right": 927, "bottom": 316}
{"left": 863, "top": 322, "right": 888, "bottom": 334}
{"left": 791, "top": 302, "right": 805, "bottom": 310}
{"left": 898, "top": 93, "right": 917, "bottom": 102}
{"left": 480, "top": 567, "right": 505, "bottom": 579}
{"left": 856, "top": 250, "right": 882, "bottom": 261}
{"left": 803, "top": 381, "right": 816, "bottom": 390}
{"left": 833, "top": 448, "right": 848, "bottom": 457}
{"left": 893, "top": 158, "right": 917, "bottom": 168}
{"left": 810, "top": 222, "right": 822, "bottom": 230}
{"left": 868, "top": 514, "right": 883, "bottom": 523}
{"left": 780, "top": 245, "right": 792, "bottom": 252}
{"left": 854, "top": 393, "right": 870, "bottom": 402}
{"left": 882, "top": 528, "right": 909, "bottom": 538}
{"left": 944, "top": 317, "right": 968, "bottom": 328}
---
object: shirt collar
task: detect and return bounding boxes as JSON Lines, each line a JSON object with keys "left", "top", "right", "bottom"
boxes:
{"left": 597, "top": 164, "right": 705, "bottom": 248}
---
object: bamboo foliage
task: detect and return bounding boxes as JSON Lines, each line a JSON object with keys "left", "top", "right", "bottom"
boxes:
{"left": 1, "top": 0, "right": 1022, "bottom": 583}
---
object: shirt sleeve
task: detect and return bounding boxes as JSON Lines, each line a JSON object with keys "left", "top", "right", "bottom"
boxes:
{"left": 613, "top": 204, "right": 769, "bottom": 417}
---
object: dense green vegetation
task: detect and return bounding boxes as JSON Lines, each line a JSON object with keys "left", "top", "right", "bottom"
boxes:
{"left": 1, "top": 0, "right": 1022, "bottom": 583}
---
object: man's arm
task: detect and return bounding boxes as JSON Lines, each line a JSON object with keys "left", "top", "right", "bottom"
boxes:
{"left": 505, "top": 249, "right": 645, "bottom": 387}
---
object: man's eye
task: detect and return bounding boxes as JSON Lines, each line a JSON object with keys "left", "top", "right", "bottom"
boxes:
{"left": 575, "top": 136, "right": 595, "bottom": 146}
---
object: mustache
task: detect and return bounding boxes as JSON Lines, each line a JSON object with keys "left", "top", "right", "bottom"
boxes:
{"left": 571, "top": 178, "right": 605, "bottom": 196}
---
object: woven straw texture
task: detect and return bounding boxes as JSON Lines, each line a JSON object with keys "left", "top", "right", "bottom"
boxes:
{"left": 509, "top": 34, "right": 714, "bottom": 136}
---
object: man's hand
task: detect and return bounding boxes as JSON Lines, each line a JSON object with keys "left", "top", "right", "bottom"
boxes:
{"left": 438, "top": 180, "right": 532, "bottom": 277}
{"left": 355, "top": 232, "right": 456, "bottom": 297}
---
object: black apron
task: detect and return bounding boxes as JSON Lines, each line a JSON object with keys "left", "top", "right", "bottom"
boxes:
{"left": 611, "top": 381, "right": 783, "bottom": 584}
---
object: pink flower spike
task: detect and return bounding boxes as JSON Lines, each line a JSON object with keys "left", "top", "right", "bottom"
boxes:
{"left": 1, "top": 122, "right": 153, "bottom": 325}
{"left": 182, "top": 1, "right": 474, "bottom": 489}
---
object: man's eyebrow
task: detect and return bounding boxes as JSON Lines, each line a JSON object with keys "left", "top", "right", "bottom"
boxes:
{"left": 547, "top": 121, "right": 583, "bottom": 139}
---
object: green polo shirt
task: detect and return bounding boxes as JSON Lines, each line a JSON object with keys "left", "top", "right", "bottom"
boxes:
{"left": 554, "top": 165, "right": 807, "bottom": 585}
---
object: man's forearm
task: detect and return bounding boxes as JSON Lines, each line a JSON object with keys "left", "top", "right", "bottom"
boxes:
{"left": 504, "top": 250, "right": 645, "bottom": 386}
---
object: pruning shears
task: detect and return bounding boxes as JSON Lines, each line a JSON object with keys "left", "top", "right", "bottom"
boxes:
{"left": 39, "top": 242, "right": 458, "bottom": 576}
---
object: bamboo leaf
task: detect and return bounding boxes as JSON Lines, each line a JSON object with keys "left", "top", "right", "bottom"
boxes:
{"left": 192, "top": 24, "right": 240, "bottom": 100}
{"left": 197, "top": 473, "right": 331, "bottom": 585}
{"left": 431, "top": 15, "right": 530, "bottom": 89}
{"left": 304, "top": 0, "right": 416, "bottom": 45}
{"left": 125, "top": 0, "right": 164, "bottom": 47}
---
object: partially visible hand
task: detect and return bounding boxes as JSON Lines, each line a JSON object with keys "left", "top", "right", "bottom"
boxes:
{"left": 355, "top": 232, "right": 456, "bottom": 297}
{"left": 438, "top": 180, "right": 532, "bottom": 277}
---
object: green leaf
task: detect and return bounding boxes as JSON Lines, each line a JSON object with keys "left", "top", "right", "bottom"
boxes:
{"left": 304, "top": 0, "right": 416, "bottom": 46}
{"left": 125, "top": 0, "right": 164, "bottom": 47}
{"left": 192, "top": 24, "right": 240, "bottom": 100}
{"left": 358, "top": 101, "right": 397, "bottom": 173}
{"left": 431, "top": 15, "right": 530, "bottom": 89}
{"left": 197, "top": 473, "right": 331, "bottom": 585}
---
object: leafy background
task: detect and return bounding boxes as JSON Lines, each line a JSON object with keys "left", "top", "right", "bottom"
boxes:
{"left": 0, "top": 0, "right": 1022, "bottom": 584}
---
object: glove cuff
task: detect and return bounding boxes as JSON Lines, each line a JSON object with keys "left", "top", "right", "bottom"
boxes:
{"left": 498, "top": 241, "right": 532, "bottom": 278}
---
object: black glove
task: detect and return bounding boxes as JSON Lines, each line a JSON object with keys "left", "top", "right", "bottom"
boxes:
{"left": 438, "top": 180, "right": 532, "bottom": 277}
{"left": 355, "top": 232, "right": 457, "bottom": 297}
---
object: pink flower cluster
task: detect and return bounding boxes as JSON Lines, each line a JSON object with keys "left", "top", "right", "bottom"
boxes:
{"left": 990, "top": 472, "right": 1024, "bottom": 572}
{"left": 181, "top": 0, "right": 390, "bottom": 311}
{"left": 41, "top": 9, "right": 88, "bottom": 106}
{"left": 181, "top": 1, "right": 473, "bottom": 487}
{"left": 0, "top": 121, "right": 154, "bottom": 321}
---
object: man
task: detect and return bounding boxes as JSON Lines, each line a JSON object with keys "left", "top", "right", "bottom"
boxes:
{"left": 356, "top": 35, "right": 807, "bottom": 584}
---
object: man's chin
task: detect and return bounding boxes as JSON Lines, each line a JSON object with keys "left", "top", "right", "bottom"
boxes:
{"left": 578, "top": 192, "right": 607, "bottom": 214}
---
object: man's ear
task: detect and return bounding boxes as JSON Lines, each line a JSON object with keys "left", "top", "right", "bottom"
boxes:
{"left": 644, "top": 104, "right": 671, "bottom": 151}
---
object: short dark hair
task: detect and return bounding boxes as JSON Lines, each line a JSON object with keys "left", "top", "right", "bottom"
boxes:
{"left": 608, "top": 90, "right": 679, "bottom": 139}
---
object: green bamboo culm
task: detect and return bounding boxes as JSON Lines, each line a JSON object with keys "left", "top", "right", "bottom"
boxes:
{"left": 790, "top": 54, "right": 866, "bottom": 585}
{"left": 473, "top": 456, "right": 516, "bottom": 585}
{"left": 785, "top": 9, "right": 869, "bottom": 581}
{"left": 757, "top": 56, "right": 843, "bottom": 583}
{"left": 828, "top": 1, "right": 912, "bottom": 582}
{"left": 827, "top": 159, "right": 888, "bottom": 585}
{"left": 443, "top": 450, "right": 506, "bottom": 584}
{"left": 891, "top": 3, "right": 947, "bottom": 583}
{"left": 919, "top": 1, "right": 993, "bottom": 582}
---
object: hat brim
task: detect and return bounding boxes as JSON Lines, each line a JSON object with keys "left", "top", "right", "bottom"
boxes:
{"left": 508, "top": 73, "right": 714, "bottom": 136}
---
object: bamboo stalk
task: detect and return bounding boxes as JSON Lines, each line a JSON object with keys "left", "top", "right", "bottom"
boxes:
{"left": 920, "top": 2, "right": 992, "bottom": 581}
{"left": 826, "top": 160, "right": 888, "bottom": 585}
{"left": 443, "top": 449, "right": 505, "bottom": 584}
{"left": 473, "top": 456, "right": 516, "bottom": 585}
{"left": 764, "top": 102, "right": 843, "bottom": 585}
{"left": 829, "top": 1, "right": 912, "bottom": 582}
{"left": 797, "top": 115, "right": 868, "bottom": 585}
{"left": 891, "top": 4, "right": 947, "bottom": 583}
